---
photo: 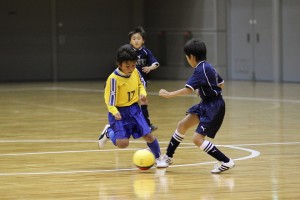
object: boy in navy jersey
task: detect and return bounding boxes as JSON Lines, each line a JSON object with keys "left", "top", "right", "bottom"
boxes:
{"left": 128, "top": 27, "right": 159, "bottom": 132}
{"left": 156, "top": 39, "right": 235, "bottom": 174}
{"left": 98, "top": 44, "right": 161, "bottom": 162}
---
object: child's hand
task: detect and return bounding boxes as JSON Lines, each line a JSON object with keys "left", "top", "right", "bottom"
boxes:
{"left": 142, "top": 64, "right": 158, "bottom": 74}
{"left": 139, "top": 94, "right": 147, "bottom": 102}
{"left": 114, "top": 112, "right": 122, "bottom": 120}
{"left": 142, "top": 66, "right": 151, "bottom": 74}
{"left": 159, "top": 89, "right": 171, "bottom": 98}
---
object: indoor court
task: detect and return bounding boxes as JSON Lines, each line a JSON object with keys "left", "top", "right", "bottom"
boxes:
{"left": 0, "top": 80, "right": 299, "bottom": 199}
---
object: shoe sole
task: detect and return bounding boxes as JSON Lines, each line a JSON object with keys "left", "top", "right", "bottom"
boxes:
{"left": 156, "top": 161, "right": 173, "bottom": 168}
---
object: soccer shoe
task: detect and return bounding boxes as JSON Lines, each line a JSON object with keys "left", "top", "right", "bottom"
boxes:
{"left": 156, "top": 154, "right": 173, "bottom": 168}
{"left": 98, "top": 124, "right": 110, "bottom": 149}
{"left": 155, "top": 158, "right": 160, "bottom": 165}
{"left": 211, "top": 158, "right": 235, "bottom": 174}
{"left": 150, "top": 124, "right": 158, "bottom": 132}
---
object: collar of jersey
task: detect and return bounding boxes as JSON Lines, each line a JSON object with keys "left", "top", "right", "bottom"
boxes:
{"left": 195, "top": 60, "right": 206, "bottom": 68}
{"left": 132, "top": 46, "right": 143, "bottom": 51}
{"left": 114, "top": 68, "right": 131, "bottom": 78}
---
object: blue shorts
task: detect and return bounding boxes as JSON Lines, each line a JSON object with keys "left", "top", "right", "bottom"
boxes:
{"left": 108, "top": 103, "right": 151, "bottom": 140}
{"left": 187, "top": 96, "right": 225, "bottom": 139}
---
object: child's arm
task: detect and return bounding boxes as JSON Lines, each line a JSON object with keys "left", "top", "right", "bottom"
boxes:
{"left": 104, "top": 77, "right": 120, "bottom": 119}
{"left": 218, "top": 82, "right": 225, "bottom": 89}
{"left": 159, "top": 87, "right": 193, "bottom": 99}
{"left": 142, "top": 63, "right": 159, "bottom": 74}
{"left": 143, "top": 48, "right": 159, "bottom": 74}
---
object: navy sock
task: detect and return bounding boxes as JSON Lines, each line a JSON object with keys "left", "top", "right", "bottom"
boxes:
{"left": 147, "top": 138, "right": 161, "bottom": 159}
{"left": 166, "top": 130, "right": 185, "bottom": 158}
{"left": 107, "top": 127, "right": 117, "bottom": 146}
{"left": 200, "top": 140, "right": 230, "bottom": 162}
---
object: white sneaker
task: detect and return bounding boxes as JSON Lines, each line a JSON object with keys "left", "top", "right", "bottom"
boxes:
{"left": 155, "top": 158, "right": 160, "bottom": 165}
{"left": 156, "top": 154, "right": 173, "bottom": 168}
{"left": 98, "top": 124, "right": 110, "bottom": 149}
{"left": 211, "top": 158, "right": 235, "bottom": 174}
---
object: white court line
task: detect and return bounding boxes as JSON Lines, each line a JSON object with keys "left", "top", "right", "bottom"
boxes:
{"left": 0, "top": 144, "right": 259, "bottom": 176}
{"left": 52, "top": 87, "right": 300, "bottom": 104}
{"left": 1, "top": 86, "right": 300, "bottom": 104}
{"left": 0, "top": 85, "right": 298, "bottom": 175}
{"left": 0, "top": 140, "right": 299, "bottom": 146}
{"left": 12, "top": 100, "right": 103, "bottom": 116}
{"left": 3, "top": 140, "right": 300, "bottom": 176}
{"left": 4, "top": 86, "right": 297, "bottom": 121}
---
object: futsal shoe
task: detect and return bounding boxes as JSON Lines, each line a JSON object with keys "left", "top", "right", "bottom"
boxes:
{"left": 156, "top": 154, "right": 173, "bottom": 168}
{"left": 211, "top": 158, "right": 235, "bottom": 174}
{"left": 98, "top": 124, "right": 110, "bottom": 149}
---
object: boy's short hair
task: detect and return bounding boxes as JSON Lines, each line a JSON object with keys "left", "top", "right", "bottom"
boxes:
{"left": 116, "top": 44, "right": 137, "bottom": 64}
{"left": 128, "top": 26, "right": 146, "bottom": 41}
{"left": 184, "top": 39, "right": 207, "bottom": 61}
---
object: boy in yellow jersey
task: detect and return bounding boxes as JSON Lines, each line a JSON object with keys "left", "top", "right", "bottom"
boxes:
{"left": 98, "top": 44, "right": 161, "bottom": 163}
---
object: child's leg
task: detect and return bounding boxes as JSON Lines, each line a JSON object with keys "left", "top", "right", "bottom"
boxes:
{"left": 107, "top": 129, "right": 130, "bottom": 148}
{"left": 143, "top": 133, "right": 161, "bottom": 159}
{"left": 107, "top": 127, "right": 116, "bottom": 145}
{"left": 165, "top": 129, "right": 185, "bottom": 158}
{"left": 141, "top": 104, "right": 151, "bottom": 126}
{"left": 193, "top": 133, "right": 229, "bottom": 162}
{"left": 196, "top": 135, "right": 235, "bottom": 173}
{"left": 140, "top": 98, "right": 157, "bottom": 131}
{"left": 156, "top": 114, "right": 198, "bottom": 168}
{"left": 165, "top": 114, "right": 199, "bottom": 158}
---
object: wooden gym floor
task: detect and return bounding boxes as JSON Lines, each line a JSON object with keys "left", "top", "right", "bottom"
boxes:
{"left": 0, "top": 80, "right": 300, "bottom": 199}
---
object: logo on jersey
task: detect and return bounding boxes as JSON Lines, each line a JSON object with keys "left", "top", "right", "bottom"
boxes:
{"left": 136, "top": 59, "right": 146, "bottom": 67}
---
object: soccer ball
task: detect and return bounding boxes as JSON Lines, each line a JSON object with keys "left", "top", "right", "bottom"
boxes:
{"left": 133, "top": 149, "right": 155, "bottom": 170}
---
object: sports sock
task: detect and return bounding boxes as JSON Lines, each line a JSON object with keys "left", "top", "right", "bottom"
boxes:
{"left": 166, "top": 130, "right": 185, "bottom": 158}
{"left": 107, "top": 127, "right": 117, "bottom": 146}
{"left": 147, "top": 138, "right": 161, "bottom": 159}
{"left": 200, "top": 140, "right": 230, "bottom": 162}
{"left": 141, "top": 105, "right": 151, "bottom": 126}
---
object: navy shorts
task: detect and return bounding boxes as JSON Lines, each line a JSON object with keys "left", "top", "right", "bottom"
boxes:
{"left": 187, "top": 96, "right": 225, "bottom": 138}
{"left": 108, "top": 103, "right": 151, "bottom": 140}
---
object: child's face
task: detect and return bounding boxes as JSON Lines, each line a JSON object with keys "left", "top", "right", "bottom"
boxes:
{"left": 185, "top": 55, "right": 197, "bottom": 68}
{"left": 130, "top": 33, "right": 144, "bottom": 49}
{"left": 118, "top": 60, "right": 136, "bottom": 76}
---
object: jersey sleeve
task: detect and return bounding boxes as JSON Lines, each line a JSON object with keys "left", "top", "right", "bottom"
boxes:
{"left": 145, "top": 48, "right": 159, "bottom": 66}
{"left": 217, "top": 73, "right": 224, "bottom": 85}
{"left": 136, "top": 70, "right": 147, "bottom": 96}
{"left": 104, "top": 76, "right": 119, "bottom": 115}
{"left": 136, "top": 69, "right": 147, "bottom": 88}
{"left": 185, "top": 69, "right": 202, "bottom": 90}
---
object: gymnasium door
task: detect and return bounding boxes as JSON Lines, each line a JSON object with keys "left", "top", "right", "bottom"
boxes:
{"left": 229, "top": 0, "right": 273, "bottom": 81}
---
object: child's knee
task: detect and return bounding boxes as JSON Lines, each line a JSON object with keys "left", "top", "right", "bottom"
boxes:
{"left": 177, "top": 120, "right": 188, "bottom": 132}
{"left": 116, "top": 140, "right": 129, "bottom": 148}
{"left": 192, "top": 134, "right": 205, "bottom": 147}
{"left": 143, "top": 133, "right": 155, "bottom": 143}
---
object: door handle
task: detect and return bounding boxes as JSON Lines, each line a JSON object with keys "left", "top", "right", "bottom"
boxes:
{"left": 256, "top": 33, "right": 260, "bottom": 43}
{"left": 247, "top": 33, "right": 250, "bottom": 43}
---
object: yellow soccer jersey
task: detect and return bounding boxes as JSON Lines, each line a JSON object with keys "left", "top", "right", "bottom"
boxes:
{"left": 104, "top": 68, "right": 147, "bottom": 115}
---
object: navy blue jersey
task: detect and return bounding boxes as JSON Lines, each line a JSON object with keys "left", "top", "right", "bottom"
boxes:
{"left": 185, "top": 61, "right": 224, "bottom": 100}
{"left": 133, "top": 47, "right": 159, "bottom": 82}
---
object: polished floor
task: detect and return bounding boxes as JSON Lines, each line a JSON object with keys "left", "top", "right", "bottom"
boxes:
{"left": 0, "top": 80, "right": 300, "bottom": 199}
